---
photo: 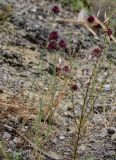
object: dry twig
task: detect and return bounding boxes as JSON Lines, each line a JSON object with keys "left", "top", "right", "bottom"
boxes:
{"left": 94, "top": 16, "right": 116, "bottom": 44}
{"left": 56, "top": 17, "right": 116, "bottom": 44}
{"left": 56, "top": 18, "right": 98, "bottom": 38}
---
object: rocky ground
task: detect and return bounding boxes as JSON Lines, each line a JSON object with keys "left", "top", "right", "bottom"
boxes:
{"left": 0, "top": 0, "right": 116, "bottom": 160}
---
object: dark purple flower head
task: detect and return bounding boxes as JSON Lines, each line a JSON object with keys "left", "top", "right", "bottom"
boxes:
{"left": 91, "top": 48, "right": 102, "bottom": 58}
{"left": 48, "top": 31, "right": 59, "bottom": 41}
{"left": 106, "top": 28, "right": 112, "bottom": 36}
{"left": 87, "top": 15, "right": 94, "bottom": 23}
{"left": 71, "top": 84, "right": 79, "bottom": 92}
{"left": 63, "top": 65, "right": 70, "bottom": 72}
{"left": 48, "top": 41, "right": 57, "bottom": 51}
{"left": 52, "top": 5, "right": 60, "bottom": 14}
{"left": 59, "top": 39, "right": 67, "bottom": 49}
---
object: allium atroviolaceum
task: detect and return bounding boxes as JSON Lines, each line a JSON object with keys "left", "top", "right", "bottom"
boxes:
{"left": 48, "top": 41, "right": 57, "bottom": 51}
{"left": 52, "top": 5, "right": 60, "bottom": 14}
{"left": 71, "top": 84, "right": 79, "bottom": 92}
{"left": 87, "top": 15, "right": 94, "bottom": 23}
{"left": 59, "top": 39, "right": 67, "bottom": 49}
{"left": 48, "top": 31, "right": 59, "bottom": 41}
{"left": 91, "top": 48, "right": 102, "bottom": 58}
{"left": 106, "top": 28, "right": 112, "bottom": 37}
{"left": 63, "top": 65, "right": 70, "bottom": 72}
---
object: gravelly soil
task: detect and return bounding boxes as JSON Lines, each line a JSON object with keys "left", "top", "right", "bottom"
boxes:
{"left": 0, "top": 0, "right": 116, "bottom": 160}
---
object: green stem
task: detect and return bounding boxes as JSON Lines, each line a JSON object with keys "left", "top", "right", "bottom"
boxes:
{"left": 73, "top": 58, "right": 100, "bottom": 159}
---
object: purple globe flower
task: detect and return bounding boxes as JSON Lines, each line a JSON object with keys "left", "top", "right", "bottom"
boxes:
{"left": 52, "top": 5, "right": 60, "bottom": 14}
{"left": 106, "top": 28, "right": 112, "bottom": 36}
{"left": 48, "top": 41, "right": 57, "bottom": 51}
{"left": 48, "top": 31, "right": 59, "bottom": 41}
{"left": 63, "top": 65, "right": 70, "bottom": 72}
{"left": 91, "top": 48, "right": 102, "bottom": 58}
{"left": 87, "top": 15, "right": 94, "bottom": 23}
{"left": 59, "top": 39, "right": 67, "bottom": 49}
{"left": 71, "top": 84, "right": 79, "bottom": 92}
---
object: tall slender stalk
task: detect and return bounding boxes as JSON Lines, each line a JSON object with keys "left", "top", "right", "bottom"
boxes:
{"left": 72, "top": 57, "right": 100, "bottom": 160}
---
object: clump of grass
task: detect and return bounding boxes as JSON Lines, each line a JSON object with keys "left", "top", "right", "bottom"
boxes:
{"left": 20, "top": 3, "right": 114, "bottom": 160}
{"left": 71, "top": 53, "right": 112, "bottom": 159}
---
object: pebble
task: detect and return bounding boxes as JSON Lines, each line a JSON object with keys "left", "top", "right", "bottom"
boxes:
{"left": 21, "top": 127, "right": 27, "bottom": 132}
{"left": 10, "top": 116, "right": 19, "bottom": 124}
{"left": 66, "top": 126, "right": 75, "bottom": 135}
{"left": 63, "top": 121, "right": 69, "bottom": 127}
{"left": 89, "top": 139, "right": 96, "bottom": 143}
{"left": 51, "top": 138, "right": 57, "bottom": 144}
{"left": 22, "top": 150, "right": 32, "bottom": 159}
{"left": 30, "top": 6, "right": 37, "bottom": 13}
{"left": 107, "top": 127, "right": 116, "bottom": 135}
{"left": 9, "top": 141, "right": 16, "bottom": 149}
{"left": 64, "top": 148, "right": 71, "bottom": 155}
{"left": 92, "top": 114, "right": 106, "bottom": 125}
{"left": 59, "top": 135, "right": 65, "bottom": 140}
{"left": 64, "top": 111, "right": 74, "bottom": 118}
{"left": 111, "top": 134, "right": 116, "bottom": 144}
{"left": 99, "top": 128, "right": 107, "bottom": 138}
{"left": 104, "top": 84, "right": 111, "bottom": 91}
{"left": 25, "top": 126, "right": 28, "bottom": 129}
{"left": 3, "top": 132, "right": 11, "bottom": 140}
{"left": 64, "top": 148, "right": 71, "bottom": 152}
{"left": 38, "top": 15, "right": 43, "bottom": 20}
{"left": 13, "top": 137, "right": 21, "bottom": 144}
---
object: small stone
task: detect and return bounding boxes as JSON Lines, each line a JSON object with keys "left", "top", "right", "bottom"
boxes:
{"left": 13, "top": 137, "right": 21, "bottom": 144}
{"left": 67, "top": 126, "right": 75, "bottom": 135}
{"left": 92, "top": 114, "right": 106, "bottom": 125}
{"left": 64, "top": 148, "right": 71, "bottom": 152}
{"left": 21, "top": 127, "right": 27, "bottom": 132}
{"left": 104, "top": 72, "right": 108, "bottom": 76}
{"left": 9, "top": 141, "right": 16, "bottom": 149}
{"left": 30, "top": 6, "right": 37, "bottom": 13}
{"left": 78, "top": 145, "right": 86, "bottom": 155}
{"left": 89, "top": 139, "right": 96, "bottom": 143}
{"left": 0, "top": 88, "right": 4, "bottom": 93}
{"left": 111, "top": 134, "right": 116, "bottom": 144}
{"left": 64, "top": 111, "right": 74, "bottom": 118}
{"left": 104, "top": 84, "right": 111, "bottom": 91}
{"left": 38, "top": 15, "right": 43, "bottom": 20}
{"left": 109, "top": 151, "right": 116, "bottom": 156}
{"left": 7, "top": 148, "right": 12, "bottom": 153}
{"left": 12, "top": 151, "right": 22, "bottom": 159}
{"left": 100, "top": 128, "right": 107, "bottom": 138}
{"left": 10, "top": 116, "right": 18, "bottom": 124}
{"left": 22, "top": 150, "right": 32, "bottom": 159}
{"left": 64, "top": 148, "right": 71, "bottom": 155}
{"left": 63, "top": 121, "right": 69, "bottom": 127}
{"left": 3, "top": 132, "right": 11, "bottom": 140}
{"left": 25, "top": 126, "right": 28, "bottom": 129}
{"left": 51, "top": 138, "right": 57, "bottom": 144}
{"left": 107, "top": 127, "right": 116, "bottom": 134}
{"left": 59, "top": 135, "right": 65, "bottom": 140}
